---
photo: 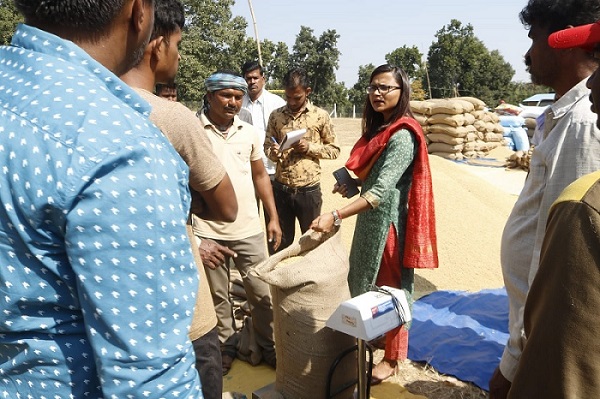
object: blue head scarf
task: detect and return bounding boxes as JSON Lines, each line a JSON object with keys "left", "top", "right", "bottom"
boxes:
{"left": 204, "top": 72, "right": 248, "bottom": 93}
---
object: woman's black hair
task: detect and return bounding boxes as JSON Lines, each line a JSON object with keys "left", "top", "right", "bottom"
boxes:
{"left": 362, "top": 64, "right": 413, "bottom": 140}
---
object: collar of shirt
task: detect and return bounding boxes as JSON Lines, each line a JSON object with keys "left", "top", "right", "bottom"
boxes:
{"left": 542, "top": 77, "right": 594, "bottom": 141}
{"left": 549, "top": 77, "right": 591, "bottom": 120}
{"left": 10, "top": 24, "right": 152, "bottom": 116}
{"left": 284, "top": 99, "right": 314, "bottom": 117}
{"left": 199, "top": 111, "right": 244, "bottom": 139}
{"left": 244, "top": 91, "right": 265, "bottom": 107}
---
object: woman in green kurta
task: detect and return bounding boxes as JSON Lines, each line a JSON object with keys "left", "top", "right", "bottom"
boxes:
{"left": 311, "top": 64, "right": 438, "bottom": 385}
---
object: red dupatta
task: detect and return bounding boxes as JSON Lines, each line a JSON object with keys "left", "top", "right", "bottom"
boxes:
{"left": 346, "top": 117, "right": 439, "bottom": 269}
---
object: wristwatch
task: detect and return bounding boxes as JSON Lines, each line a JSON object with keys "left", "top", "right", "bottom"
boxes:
{"left": 332, "top": 210, "right": 342, "bottom": 226}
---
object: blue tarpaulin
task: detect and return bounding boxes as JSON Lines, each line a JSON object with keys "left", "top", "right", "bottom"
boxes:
{"left": 408, "top": 288, "right": 509, "bottom": 391}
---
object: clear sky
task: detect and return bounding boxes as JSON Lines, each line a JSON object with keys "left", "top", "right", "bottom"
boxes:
{"left": 231, "top": 0, "right": 532, "bottom": 87}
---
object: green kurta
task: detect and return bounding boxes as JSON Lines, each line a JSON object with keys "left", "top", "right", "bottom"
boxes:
{"left": 348, "top": 129, "right": 417, "bottom": 298}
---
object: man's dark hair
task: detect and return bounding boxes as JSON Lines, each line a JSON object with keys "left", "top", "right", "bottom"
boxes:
{"left": 156, "top": 82, "right": 177, "bottom": 92}
{"left": 13, "top": 0, "right": 153, "bottom": 33}
{"left": 520, "top": 0, "right": 600, "bottom": 34}
{"left": 283, "top": 67, "right": 310, "bottom": 89}
{"left": 151, "top": 0, "right": 185, "bottom": 42}
{"left": 241, "top": 61, "right": 264, "bottom": 76}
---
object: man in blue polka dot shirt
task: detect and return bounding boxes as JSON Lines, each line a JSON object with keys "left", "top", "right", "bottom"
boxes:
{"left": 0, "top": 0, "right": 203, "bottom": 397}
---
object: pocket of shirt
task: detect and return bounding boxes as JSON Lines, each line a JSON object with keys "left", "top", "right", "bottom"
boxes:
{"left": 228, "top": 143, "right": 252, "bottom": 173}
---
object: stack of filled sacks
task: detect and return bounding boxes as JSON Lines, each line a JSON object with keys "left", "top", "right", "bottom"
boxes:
{"left": 471, "top": 108, "right": 505, "bottom": 157}
{"left": 411, "top": 97, "right": 505, "bottom": 160}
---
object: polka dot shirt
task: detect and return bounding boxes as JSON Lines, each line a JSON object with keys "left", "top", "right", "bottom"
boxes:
{"left": 0, "top": 24, "right": 202, "bottom": 398}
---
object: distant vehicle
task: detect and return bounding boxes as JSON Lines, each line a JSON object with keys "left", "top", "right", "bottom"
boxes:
{"left": 519, "top": 93, "right": 556, "bottom": 118}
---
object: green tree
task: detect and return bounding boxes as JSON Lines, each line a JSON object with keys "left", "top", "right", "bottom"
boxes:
{"left": 178, "top": 0, "right": 251, "bottom": 105}
{"left": 244, "top": 38, "right": 290, "bottom": 89}
{"left": 290, "top": 26, "right": 341, "bottom": 106}
{"left": 348, "top": 63, "right": 375, "bottom": 107}
{"left": 426, "top": 19, "right": 514, "bottom": 105}
{"left": 385, "top": 46, "right": 424, "bottom": 80}
{"left": 504, "top": 82, "right": 552, "bottom": 106}
{"left": 330, "top": 81, "right": 351, "bottom": 116}
{"left": 267, "top": 41, "right": 290, "bottom": 88}
{"left": 411, "top": 79, "right": 427, "bottom": 101}
{"left": 0, "top": 1, "right": 22, "bottom": 45}
{"left": 290, "top": 26, "right": 318, "bottom": 67}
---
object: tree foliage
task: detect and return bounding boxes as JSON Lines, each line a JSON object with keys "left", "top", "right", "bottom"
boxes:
{"left": 0, "top": 1, "right": 22, "bottom": 46}
{"left": 176, "top": 2, "right": 343, "bottom": 108}
{"left": 246, "top": 38, "right": 290, "bottom": 88}
{"left": 385, "top": 46, "right": 424, "bottom": 81}
{"left": 504, "top": 82, "right": 552, "bottom": 107}
{"left": 290, "top": 26, "right": 342, "bottom": 107}
{"left": 410, "top": 79, "right": 427, "bottom": 101}
{"left": 177, "top": 0, "right": 251, "bottom": 104}
{"left": 426, "top": 19, "right": 514, "bottom": 105}
{"left": 348, "top": 63, "right": 375, "bottom": 107}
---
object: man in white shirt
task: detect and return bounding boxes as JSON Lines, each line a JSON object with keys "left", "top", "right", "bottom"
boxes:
{"left": 507, "top": 22, "right": 600, "bottom": 399}
{"left": 241, "top": 61, "right": 286, "bottom": 178}
{"left": 489, "top": 1, "right": 600, "bottom": 398}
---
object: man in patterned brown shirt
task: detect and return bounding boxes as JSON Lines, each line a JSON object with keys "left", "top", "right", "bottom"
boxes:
{"left": 265, "top": 67, "right": 340, "bottom": 252}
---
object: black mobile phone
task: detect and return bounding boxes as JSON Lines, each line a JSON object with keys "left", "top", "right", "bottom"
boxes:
{"left": 333, "top": 167, "right": 359, "bottom": 198}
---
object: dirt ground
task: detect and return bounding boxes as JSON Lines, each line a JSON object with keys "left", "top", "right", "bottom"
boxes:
{"left": 322, "top": 118, "right": 526, "bottom": 399}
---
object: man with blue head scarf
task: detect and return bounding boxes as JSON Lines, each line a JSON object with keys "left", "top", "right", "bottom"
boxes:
{"left": 193, "top": 71, "right": 282, "bottom": 374}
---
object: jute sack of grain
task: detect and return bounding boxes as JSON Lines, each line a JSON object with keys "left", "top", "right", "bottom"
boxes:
{"left": 413, "top": 111, "right": 428, "bottom": 126}
{"left": 456, "top": 96, "right": 487, "bottom": 110}
{"left": 428, "top": 124, "right": 469, "bottom": 138}
{"left": 464, "top": 124, "right": 478, "bottom": 134}
{"left": 428, "top": 98, "right": 469, "bottom": 115}
{"left": 493, "top": 123, "right": 505, "bottom": 134}
{"left": 427, "top": 133, "right": 465, "bottom": 145}
{"left": 472, "top": 110, "right": 492, "bottom": 122}
{"left": 486, "top": 122, "right": 498, "bottom": 133}
{"left": 474, "top": 140, "right": 488, "bottom": 151}
{"left": 410, "top": 100, "right": 437, "bottom": 115}
{"left": 463, "top": 112, "right": 476, "bottom": 125}
{"left": 251, "top": 229, "right": 356, "bottom": 399}
{"left": 463, "top": 141, "right": 477, "bottom": 152}
{"left": 427, "top": 113, "right": 466, "bottom": 127}
{"left": 474, "top": 120, "right": 488, "bottom": 133}
{"left": 428, "top": 142, "right": 464, "bottom": 153}
{"left": 431, "top": 151, "right": 464, "bottom": 161}
{"left": 464, "top": 132, "right": 478, "bottom": 142}
{"left": 485, "top": 132, "right": 503, "bottom": 142}
{"left": 487, "top": 141, "right": 502, "bottom": 150}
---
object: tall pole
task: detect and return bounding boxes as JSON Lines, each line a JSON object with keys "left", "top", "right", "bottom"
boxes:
{"left": 247, "top": 0, "right": 263, "bottom": 66}
{"left": 423, "top": 58, "right": 432, "bottom": 99}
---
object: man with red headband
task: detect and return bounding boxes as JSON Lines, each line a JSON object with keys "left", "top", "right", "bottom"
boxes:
{"left": 489, "top": 1, "right": 600, "bottom": 398}
{"left": 507, "top": 20, "right": 600, "bottom": 399}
